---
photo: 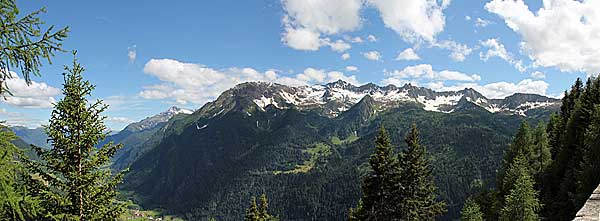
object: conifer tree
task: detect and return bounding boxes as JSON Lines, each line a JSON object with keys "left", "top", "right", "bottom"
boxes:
{"left": 245, "top": 197, "right": 260, "bottom": 221}
{"left": 577, "top": 105, "right": 600, "bottom": 206}
{"left": 496, "top": 121, "right": 534, "bottom": 206}
{"left": 350, "top": 126, "right": 399, "bottom": 220}
{"left": 245, "top": 194, "right": 277, "bottom": 221}
{"left": 460, "top": 198, "right": 483, "bottom": 221}
{"left": 0, "top": 125, "right": 42, "bottom": 220}
{"left": 499, "top": 158, "right": 541, "bottom": 221}
{"left": 26, "top": 52, "right": 126, "bottom": 220}
{"left": 396, "top": 123, "right": 446, "bottom": 220}
{"left": 532, "top": 123, "right": 551, "bottom": 178}
{"left": 0, "top": 0, "right": 69, "bottom": 95}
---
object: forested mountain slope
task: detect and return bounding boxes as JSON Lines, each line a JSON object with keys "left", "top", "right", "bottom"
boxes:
{"left": 117, "top": 81, "right": 559, "bottom": 220}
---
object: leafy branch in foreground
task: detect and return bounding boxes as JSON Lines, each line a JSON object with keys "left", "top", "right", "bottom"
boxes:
{"left": 0, "top": 0, "right": 69, "bottom": 95}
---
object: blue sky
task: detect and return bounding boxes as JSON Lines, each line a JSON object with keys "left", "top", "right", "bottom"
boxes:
{"left": 1, "top": 0, "right": 598, "bottom": 130}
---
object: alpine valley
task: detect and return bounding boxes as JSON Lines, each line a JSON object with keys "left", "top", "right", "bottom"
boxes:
{"left": 12, "top": 80, "right": 560, "bottom": 220}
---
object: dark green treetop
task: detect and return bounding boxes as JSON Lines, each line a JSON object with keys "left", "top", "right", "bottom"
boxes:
{"left": 26, "top": 52, "right": 126, "bottom": 220}
{"left": 460, "top": 198, "right": 483, "bottom": 221}
{"left": 396, "top": 123, "right": 446, "bottom": 220}
{"left": 349, "top": 125, "right": 399, "bottom": 220}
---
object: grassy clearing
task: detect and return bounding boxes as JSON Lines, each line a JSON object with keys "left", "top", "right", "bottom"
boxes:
{"left": 330, "top": 134, "right": 359, "bottom": 145}
{"left": 273, "top": 143, "right": 331, "bottom": 175}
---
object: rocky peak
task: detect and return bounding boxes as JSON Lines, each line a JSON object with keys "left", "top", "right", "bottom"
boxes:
{"left": 123, "top": 106, "right": 193, "bottom": 132}
{"left": 202, "top": 80, "right": 561, "bottom": 118}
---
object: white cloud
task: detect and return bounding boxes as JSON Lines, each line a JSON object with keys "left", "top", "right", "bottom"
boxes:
{"left": 140, "top": 59, "right": 359, "bottom": 105}
{"left": 347, "top": 36, "right": 363, "bottom": 43}
{"left": 465, "top": 15, "right": 472, "bottom": 21}
{"left": 475, "top": 17, "right": 492, "bottom": 27}
{"left": 479, "top": 38, "right": 526, "bottom": 72}
{"left": 368, "top": 0, "right": 448, "bottom": 42}
{"left": 382, "top": 64, "right": 481, "bottom": 86}
{"left": 396, "top": 48, "right": 421, "bottom": 61}
{"left": 434, "top": 79, "right": 549, "bottom": 99}
{"left": 345, "top": 66, "right": 359, "bottom": 72}
{"left": 327, "top": 39, "right": 352, "bottom": 52}
{"left": 281, "top": 27, "right": 323, "bottom": 51}
{"left": 531, "top": 71, "right": 546, "bottom": 79}
{"left": 341, "top": 53, "right": 351, "bottom": 60}
{"left": 363, "top": 51, "right": 381, "bottom": 61}
{"left": 432, "top": 40, "right": 473, "bottom": 62}
{"left": 486, "top": 0, "right": 600, "bottom": 75}
{"left": 367, "top": 34, "right": 377, "bottom": 42}
{"left": 281, "top": 0, "right": 363, "bottom": 52}
{"left": 127, "top": 45, "right": 137, "bottom": 63}
{"left": 0, "top": 108, "right": 45, "bottom": 128}
{"left": 106, "top": 116, "right": 134, "bottom": 124}
{"left": 0, "top": 72, "right": 60, "bottom": 108}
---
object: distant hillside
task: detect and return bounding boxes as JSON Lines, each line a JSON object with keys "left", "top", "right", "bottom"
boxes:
{"left": 116, "top": 80, "right": 559, "bottom": 220}
{"left": 10, "top": 126, "right": 49, "bottom": 149}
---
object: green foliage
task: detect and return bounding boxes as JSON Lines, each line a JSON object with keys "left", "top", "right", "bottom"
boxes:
{"left": 532, "top": 123, "right": 551, "bottom": 177}
{"left": 499, "top": 157, "right": 541, "bottom": 221}
{"left": 122, "top": 97, "right": 545, "bottom": 220}
{"left": 245, "top": 194, "right": 277, "bottom": 221}
{"left": 0, "top": 0, "right": 68, "bottom": 95}
{"left": 460, "top": 198, "right": 483, "bottom": 221}
{"left": 497, "top": 121, "right": 533, "bottom": 196}
{"left": 349, "top": 126, "right": 399, "bottom": 220}
{"left": 0, "top": 125, "right": 42, "bottom": 220}
{"left": 540, "top": 76, "right": 600, "bottom": 219}
{"left": 26, "top": 53, "right": 126, "bottom": 220}
{"left": 396, "top": 123, "right": 446, "bottom": 220}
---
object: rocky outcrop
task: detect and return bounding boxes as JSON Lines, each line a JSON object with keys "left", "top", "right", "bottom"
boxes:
{"left": 574, "top": 185, "right": 600, "bottom": 220}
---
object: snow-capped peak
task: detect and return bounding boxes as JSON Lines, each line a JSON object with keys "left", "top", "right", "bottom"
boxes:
{"left": 165, "top": 106, "right": 194, "bottom": 115}
{"left": 223, "top": 80, "right": 560, "bottom": 117}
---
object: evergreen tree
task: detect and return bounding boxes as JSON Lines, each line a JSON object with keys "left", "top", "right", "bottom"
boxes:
{"left": 0, "top": 0, "right": 68, "bottom": 95}
{"left": 396, "top": 123, "right": 446, "bottom": 220}
{"left": 577, "top": 105, "right": 600, "bottom": 207}
{"left": 499, "top": 158, "right": 541, "bottom": 221}
{"left": 245, "top": 197, "right": 260, "bottom": 221}
{"left": 245, "top": 194, "right": 277, "bottom": 221}
{"left": 532, "top": 123, "right": 551, "bottom": 178}
{"left": 460, "top": 198, "right": 483, "bottom": 221}
{"left": 496, "top": 121, "right": 534, "bottom": 209}
{"left": 0, "top": 125, "right": 42, "bottom": 220}
{"left": 350, "top": 126, "right": 399, "bottom": 220}
{"left": 26, "top": 52, "right": 126, "bottom": 220}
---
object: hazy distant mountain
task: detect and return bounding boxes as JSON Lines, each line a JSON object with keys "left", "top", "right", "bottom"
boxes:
{"left": 118, "top": 80, "right": 560, "bottom": 220}
{"left": 10, "top": 126, "right": 49, "bottom": 149}
{"left": 104, "top": 106, "right": 193, "bottom": 170}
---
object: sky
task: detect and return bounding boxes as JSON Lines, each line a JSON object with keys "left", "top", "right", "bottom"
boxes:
{"left": 1, "top": 0, "right": 598, "bottom": 130}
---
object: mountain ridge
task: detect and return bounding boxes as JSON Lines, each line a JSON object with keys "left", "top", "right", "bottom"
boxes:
{"left": 201, "top": 80, "right": 559, "bottom": 119}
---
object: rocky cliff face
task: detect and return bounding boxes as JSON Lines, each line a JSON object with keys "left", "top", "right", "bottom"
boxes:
{"left": 575, "top": 185, "right": 600, "bottom": 220}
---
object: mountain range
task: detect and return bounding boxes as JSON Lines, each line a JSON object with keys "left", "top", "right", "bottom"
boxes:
{"left": 10, "top": 80, "right": 561, "bottom": 220}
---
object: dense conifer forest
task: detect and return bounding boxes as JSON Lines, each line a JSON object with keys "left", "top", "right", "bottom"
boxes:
{"left": 1, "top": 0, "right": 599, "bottom": 220}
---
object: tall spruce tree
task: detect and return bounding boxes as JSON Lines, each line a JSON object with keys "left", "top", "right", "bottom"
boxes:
{"left": 496, "top": 121, "right": 534, "bottom": 208}
{"left": 349, "top": 126, "right": 399, "bottom": 220}
{"left": 499, "top": 156, "right": 541, "bottom": 221}
{"left": 245, "top": 194, "right": 277, "bottom": 221}
{"left": 460, "top": 198, "right": 483, "bottom": 221}
{"left": 546, "top": 77, "right": 600, "bottom": 219}
{"left": 577, "top": 105, "right": 600, "bottom": 207}
{"left": 532, "top": 123, "right": 551, "bottom": 179}
{"left": 245, "top": 197, "right": 260, "bottom": 221}
{"left": 0, "top": 0, "right": 69, "bottom": 95}
{"left": 0, "top": 125, "right": 42, "bottom": 220}
{"left": 396, "top": 123, "right": 446, "bottom": 220}
{"left": 26, "top": 52, "right": 126, "bottom": 220}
